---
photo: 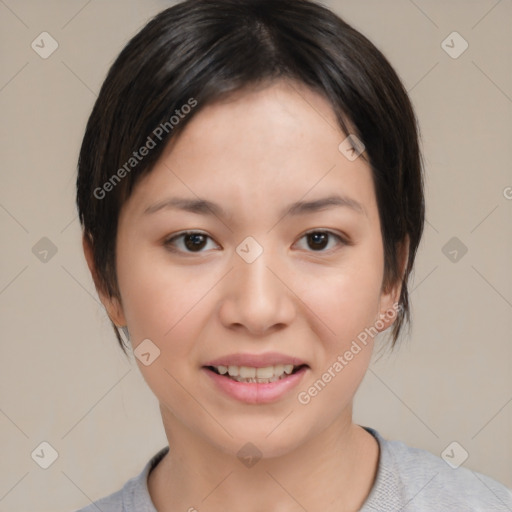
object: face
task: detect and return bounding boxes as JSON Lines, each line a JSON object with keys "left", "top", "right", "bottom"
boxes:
{"left": 89, "top": 80, "right": 402, "bottom": 458}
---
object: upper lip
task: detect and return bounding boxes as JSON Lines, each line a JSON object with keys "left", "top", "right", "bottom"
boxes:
{"left": 203, "top": 352, "right": 308, "bottom": 368}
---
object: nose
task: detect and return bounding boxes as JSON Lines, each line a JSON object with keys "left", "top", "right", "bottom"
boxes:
{"left": 218, "top": 245, "right": 296, "bottom": 336}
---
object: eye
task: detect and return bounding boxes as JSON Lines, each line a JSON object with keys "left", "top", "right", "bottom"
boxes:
{"left": 164, "top": 231, "right": 220, "bottom": 253}
{"left": 164, "top": 229, "right": 347, "bottom": 254}
{"left": 295, "top": 230, "right": 346, "bottom": 252}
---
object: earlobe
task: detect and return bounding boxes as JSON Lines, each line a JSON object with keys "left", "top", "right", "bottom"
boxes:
{"left": 376, "top": 291, "right": 401, "bottom": 333}
{"left": 82, "top": 233, "right": 127, "bottom": 327}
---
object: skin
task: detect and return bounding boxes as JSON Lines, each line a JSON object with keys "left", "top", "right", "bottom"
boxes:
{"left": 84, "top": 79, "right": 407, "bottom": 512}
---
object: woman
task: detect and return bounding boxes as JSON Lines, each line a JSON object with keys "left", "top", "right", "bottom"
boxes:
{"left": 75, "top": 0, "right": 512, "bottom": 510}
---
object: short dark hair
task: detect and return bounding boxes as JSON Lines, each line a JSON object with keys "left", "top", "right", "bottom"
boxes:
{"left": 77, "top": 0, "right": 425, "bottom": 355}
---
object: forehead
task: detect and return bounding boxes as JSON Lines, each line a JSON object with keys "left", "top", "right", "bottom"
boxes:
{"left": 122, "top": 80, "right": 377, "bottom": 224}
{"left": 167, "top": 80, "right": 344, "bottom": 169}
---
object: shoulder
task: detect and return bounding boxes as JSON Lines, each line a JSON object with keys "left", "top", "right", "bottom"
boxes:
{"left": 72, "top": 446, "right": 169, "bottom": 512}
{"left": 73, "top": 488, "right": 124, "bottom": 512}
{"left": 362, "top": 428, "right": 512, "bottom": 512}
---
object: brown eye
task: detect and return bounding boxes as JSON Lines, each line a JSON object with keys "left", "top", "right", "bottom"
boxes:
{"left": 164, "top": 231, "right": 218, "bottom": 253}
{"left": 307, "top": 232, "right": 329, "bottom": 250}
{"left": 297, "top": 230, "right": 345, "bottom": 252}
{"left": 183, "top": 233, "right": 207, "bottom": 251}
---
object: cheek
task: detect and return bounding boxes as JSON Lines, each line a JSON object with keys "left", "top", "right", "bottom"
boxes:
{"left": 299, "top": 257, "right": 384, "bottom": 345}
{"left": 294, "top": 264, "right": 381, "bottom": 416}
{"left": 116, "top": 250, "right": 210, "bottom": 405}
{"left": 116, "top": 246, "right": 221, "bottom": 360}
{"left": 115, "top": 245, "right": 187, "bottom": 341}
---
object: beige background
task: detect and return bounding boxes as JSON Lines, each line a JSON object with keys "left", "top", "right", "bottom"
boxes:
{"left": 0, "top": 0, "right": 511, "bottom": 510}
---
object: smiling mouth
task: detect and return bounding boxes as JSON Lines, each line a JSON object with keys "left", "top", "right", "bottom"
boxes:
{"left": 204, "top": 364, "right": 308, "bottom": 384}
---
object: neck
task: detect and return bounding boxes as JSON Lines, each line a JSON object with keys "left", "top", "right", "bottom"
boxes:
{"left": 148, "top": 408, "right": 380, "bottom": 512}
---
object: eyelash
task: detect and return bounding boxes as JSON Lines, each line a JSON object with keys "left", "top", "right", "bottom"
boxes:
{"left": 163, "top": 230, "right": 348, "bottom": 255}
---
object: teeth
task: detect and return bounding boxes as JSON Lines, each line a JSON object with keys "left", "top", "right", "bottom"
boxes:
{"left": 256, "top": 366, "right": 274, "bottom": 379}
{"left": 239, "top": 366, "right": 256, "bottom": 378}
{"left": 212, "top": 364, "right": 300, "bottom": 381}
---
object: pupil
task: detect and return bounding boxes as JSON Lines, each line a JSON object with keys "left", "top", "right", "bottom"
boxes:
{"left": 185, "top": 234, "right": 206, "bottom": 251}
{"left": 308, "top": 232, "right": 328, "bottom": 250}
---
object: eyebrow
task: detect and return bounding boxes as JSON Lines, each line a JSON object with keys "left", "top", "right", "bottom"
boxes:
{"left": 143, "top": 194, "right": 366, "bottom": 219}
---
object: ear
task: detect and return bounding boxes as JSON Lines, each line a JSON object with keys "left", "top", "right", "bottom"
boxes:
{"left": 375, "top": 236, "right": 410, "bottom": 332}
{"left": 82, "top": 233, "right": 127, "bottom": 327}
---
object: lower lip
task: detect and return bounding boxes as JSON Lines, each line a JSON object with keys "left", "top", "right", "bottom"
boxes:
{"left": 202, "top": 366, "right": 308, "bottom": 404}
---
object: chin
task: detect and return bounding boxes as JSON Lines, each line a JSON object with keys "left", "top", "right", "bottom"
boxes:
{"left": 208, "top": 421, "right": 311, "bottom": 461}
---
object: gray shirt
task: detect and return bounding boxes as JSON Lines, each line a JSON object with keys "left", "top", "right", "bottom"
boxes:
{"left": 74, "top": 428, "right": 512, "bottom": 511}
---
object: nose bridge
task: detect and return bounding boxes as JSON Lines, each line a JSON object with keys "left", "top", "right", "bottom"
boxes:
{"left": 236, "top": 236, "right": 281, "bottom": 300}
{"left": 220, "top": 235, "right": 294, "bottom": 333}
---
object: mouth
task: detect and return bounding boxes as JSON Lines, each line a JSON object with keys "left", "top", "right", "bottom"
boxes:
{"left": 204, "top": 363, "right": 309, "bottom": 384}
{"left": 201, "top": 353, "right": 310, "bottom": 404}
{"left": 202, "top": 363, "right": 309, "bottom": 404}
